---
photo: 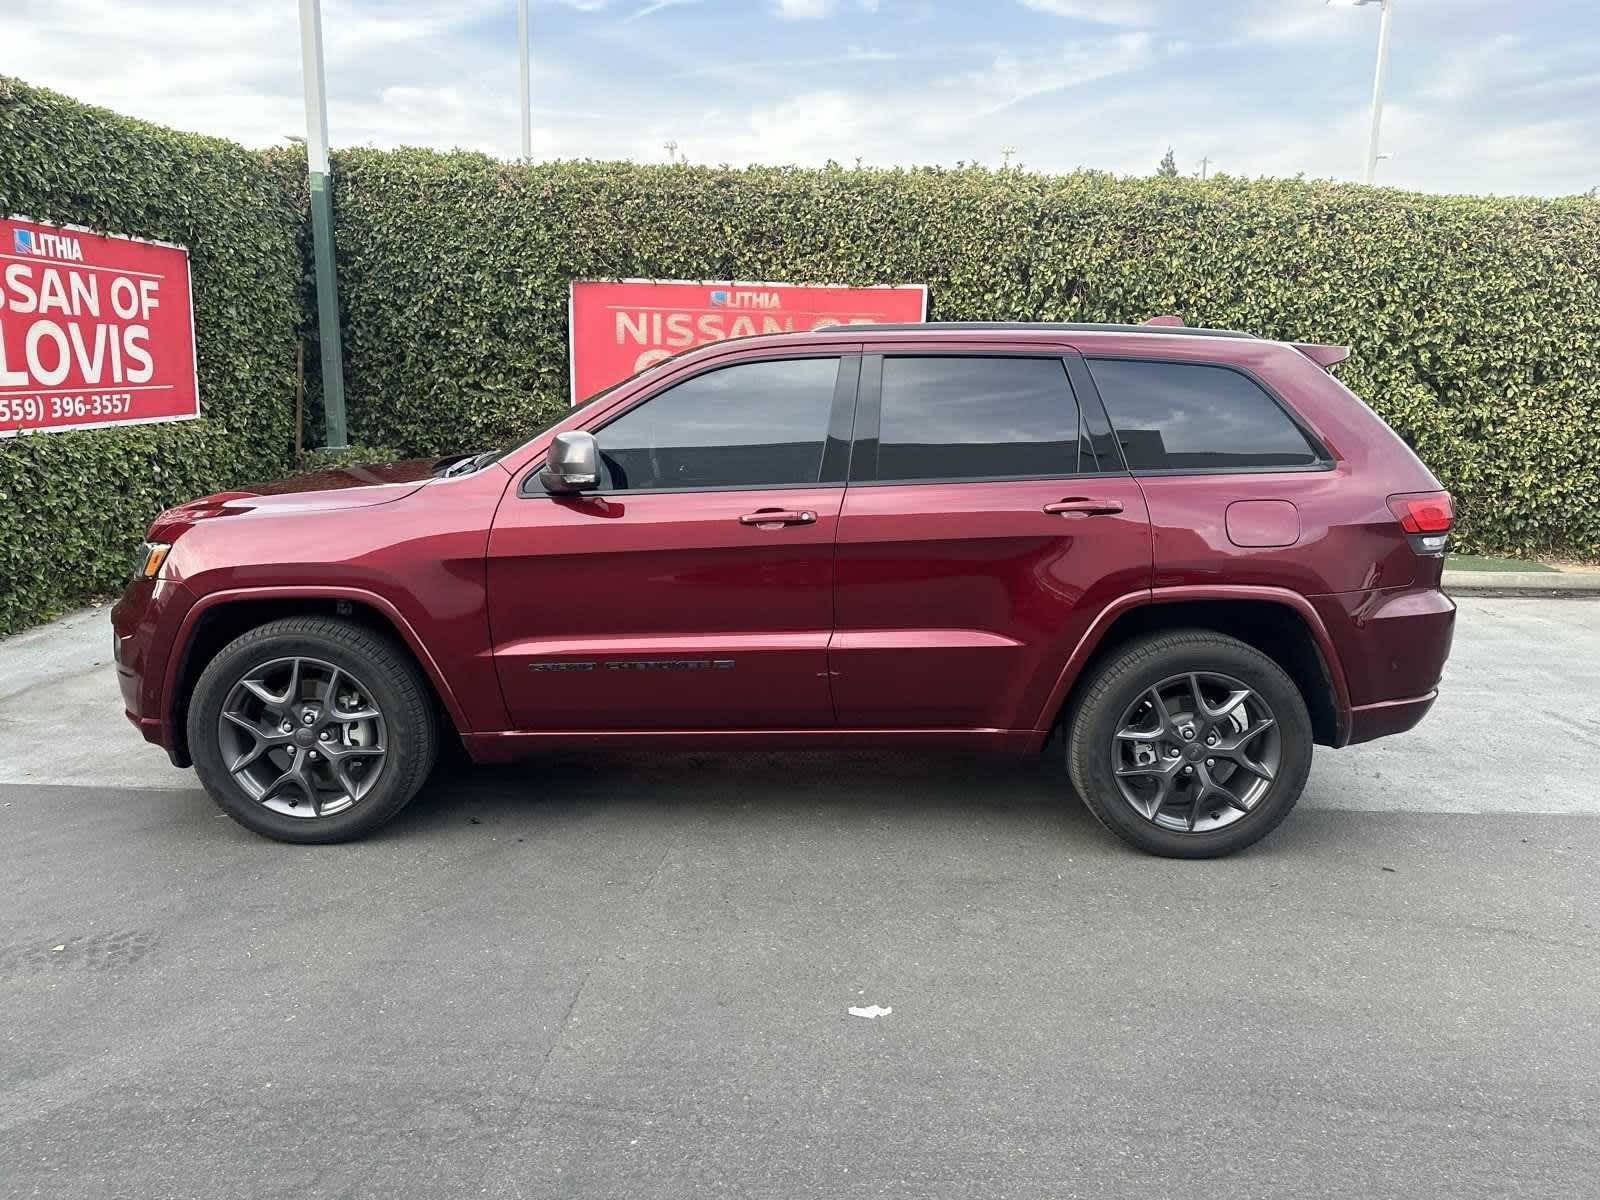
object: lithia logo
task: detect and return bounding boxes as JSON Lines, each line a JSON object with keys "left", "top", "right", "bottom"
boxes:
{"left": 708, "top": 288, "right": 779, "bottom": 310}
{"left": 12, "top": 227, "right": 85, "bottom": 261}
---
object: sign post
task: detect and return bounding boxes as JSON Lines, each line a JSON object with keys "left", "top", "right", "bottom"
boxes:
{"left": 1, "top": 216, "right": 199, "bottom": 437}
{"left": 568, "top": 279, "right": 928, "bottom": 403}
{"left": 298, "top": 0, "right": 349, "bottom": 449}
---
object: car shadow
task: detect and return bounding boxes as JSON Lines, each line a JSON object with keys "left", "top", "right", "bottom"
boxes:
{"left": 385, "top": 746, "right": 1096, "bottom": 836}
{"left": 370, "top": 745, "right": 1355, "bottom": 864}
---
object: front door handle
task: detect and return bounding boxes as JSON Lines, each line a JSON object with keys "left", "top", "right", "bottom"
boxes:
{"left": 1043, "top": 498, "right": 1125, "bottom": 516}
{"left": 739, "top": 509, "right": 817, "bottom": 527}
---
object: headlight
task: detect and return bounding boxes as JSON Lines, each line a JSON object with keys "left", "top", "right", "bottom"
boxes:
{"left": 133, "top": 542, "right": 172, "bottom": 580}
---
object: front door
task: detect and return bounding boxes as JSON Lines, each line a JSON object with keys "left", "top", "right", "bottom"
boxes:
{"left": 830, "top": 349, "right": 1153, "bottom": 731}
{"left": 487, "top": 352, "right": 857, "bottom": 731}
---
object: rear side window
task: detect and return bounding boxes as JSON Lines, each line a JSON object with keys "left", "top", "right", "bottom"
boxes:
{"left": 876, "top": 356, "right": 1084, "bottom": 481}
{"left": 594, "top": 357, "right": 838, "bottom": 491}
{"left": 1087, "top": 359, "right": 1323, "bottom": 471}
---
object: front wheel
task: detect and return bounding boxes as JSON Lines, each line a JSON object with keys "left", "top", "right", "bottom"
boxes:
{"left": 1067, "top": 631, "right": 1313, "bottom": 858}
{"left": 187, "top": 617, "right": 438, "bottom": 843}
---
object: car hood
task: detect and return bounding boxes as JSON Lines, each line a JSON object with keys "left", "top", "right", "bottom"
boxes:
{"left": 149, "top": 459, "right": 441, "bottom": 534}
{"left": 239, "top": 458, "right": 442, "bottom": 502}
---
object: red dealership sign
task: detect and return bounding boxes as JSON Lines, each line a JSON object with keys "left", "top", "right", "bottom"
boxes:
{"left": 1, "top": 216, "right": 199, "bottom": 437}
{"left": 568, "top": 279, "right": 927, "bottom": 402}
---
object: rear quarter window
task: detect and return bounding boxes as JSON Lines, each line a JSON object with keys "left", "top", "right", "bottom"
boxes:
{"left": 1086, "top": 358, "right": 1324, "bottom": 472}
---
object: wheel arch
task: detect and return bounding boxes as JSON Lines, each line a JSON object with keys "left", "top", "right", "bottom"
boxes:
{"left": 165, "top": 587, "right": 470, "bottom": 767}
{"left": 1034, "top": 586, "right": 1350, "bottom": 751}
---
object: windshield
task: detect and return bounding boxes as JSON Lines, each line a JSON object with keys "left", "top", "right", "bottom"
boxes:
{"left": 511, "top": 387, "right": 605, "bottom": 448}
{"left": 496, "top": 352, "right": 690, "bottom": 458}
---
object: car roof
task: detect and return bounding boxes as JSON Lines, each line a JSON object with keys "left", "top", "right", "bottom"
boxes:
{"left": 839, "top": 321, "right": 1257, "bottom": 339}
{"left": 667, "top": 320, "right": 1264, "bottom": 364}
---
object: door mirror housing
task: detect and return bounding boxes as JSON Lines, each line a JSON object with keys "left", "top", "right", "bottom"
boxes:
{"left": 539, "top": 431, "right": 600, "bottom": 493}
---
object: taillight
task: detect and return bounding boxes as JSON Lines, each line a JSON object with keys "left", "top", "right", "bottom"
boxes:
{"left": 1388, "top": 491, "right": 1454, "bottom": 554}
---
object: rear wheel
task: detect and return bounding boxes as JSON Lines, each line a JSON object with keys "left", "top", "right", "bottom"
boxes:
{"left": 187, "top": 617, "right": 437, "bottom": 843}
{"left": 1067, "top": 631, "right": 1312, "bottom": 858}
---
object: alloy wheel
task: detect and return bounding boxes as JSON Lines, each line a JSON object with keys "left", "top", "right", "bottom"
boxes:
{"left": 216, "top": 656, "right": 388, "bottom": 818}
{"left": 1110, "top": 671, "right": 1280, "bottom": 834}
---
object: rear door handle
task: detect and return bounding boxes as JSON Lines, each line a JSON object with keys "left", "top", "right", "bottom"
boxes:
{"left": 739, "top": 509, "right": 817, "bottom": 527}
{"left": 1043, "top": 498, "right": 1124, "bottom": 516}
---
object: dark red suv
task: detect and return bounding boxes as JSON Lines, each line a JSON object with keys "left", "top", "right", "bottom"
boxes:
{"left": 112, "top": 322, "right": 1456, "bottom": 856}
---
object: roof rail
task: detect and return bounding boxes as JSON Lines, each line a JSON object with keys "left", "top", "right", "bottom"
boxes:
{"left": 832, "top": 321, "right": 1258, "bottom": 339}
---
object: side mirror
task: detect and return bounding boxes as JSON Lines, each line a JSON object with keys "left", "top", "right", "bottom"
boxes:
{"left": 539, "top": 431, "right": 600, "bottom": 493}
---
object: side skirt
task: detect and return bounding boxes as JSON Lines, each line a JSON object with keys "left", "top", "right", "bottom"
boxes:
{"left": 463, "top": 727, "right": 1037, "bottom": 761}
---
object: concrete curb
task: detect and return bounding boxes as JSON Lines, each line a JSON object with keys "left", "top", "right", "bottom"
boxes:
{"left": 1444, "top": 570, "right": 1600, "bottom": 594}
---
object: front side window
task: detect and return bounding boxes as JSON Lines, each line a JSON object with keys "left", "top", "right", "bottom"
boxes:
{"left": 875, "top": 356, "right": 1084, "bottom": 481}
{"left": 594, "top": 357, "right": 839, "bottom": 491}
{"left": 1086, "top": 358, "right": 1323, "bottom": 471}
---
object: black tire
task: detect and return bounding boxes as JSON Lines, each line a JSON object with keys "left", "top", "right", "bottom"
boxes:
{"left": 1066, "top": 630, "right": 1312, "bottom": 859}
{"left": 187, "top": 616, "right": 438, "bottom": 844}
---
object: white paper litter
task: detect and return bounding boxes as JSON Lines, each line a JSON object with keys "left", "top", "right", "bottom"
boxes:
{"left": 848, "top": 1004, "right": 892, "bottom": 1019}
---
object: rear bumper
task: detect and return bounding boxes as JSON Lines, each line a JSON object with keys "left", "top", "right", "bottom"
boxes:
{"left": 1311, "top": 584, "right": 1455, "bottom": 747}
{"left": 1345, "top": 689, "right": 1437, "bottom": 746}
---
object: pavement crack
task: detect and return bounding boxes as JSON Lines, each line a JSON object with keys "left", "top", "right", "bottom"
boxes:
{"left": 468, "top": 847, "right": 672, "bottom": 1196}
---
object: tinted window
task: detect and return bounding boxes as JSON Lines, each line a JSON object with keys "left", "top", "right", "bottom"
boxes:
{"left": 876, "top": 357, "right": 1083, "bottom": 481}
{"left": 595, "top": 357, "right": 838, "bottom": 490}
{"left": 1087, "top": 359, "right": 1321, "bottom": 471}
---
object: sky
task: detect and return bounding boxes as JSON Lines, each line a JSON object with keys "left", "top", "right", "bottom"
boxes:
{"left": 4, "top": 0, "right": 1598, "bottom": 196}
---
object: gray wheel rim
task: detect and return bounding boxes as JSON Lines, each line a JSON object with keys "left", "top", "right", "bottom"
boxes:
{"left": 217, "top": 656, "right": 388, "bottom": 819}
{"left": 1110, "top": 671, "right": 1281, "bottom": 834}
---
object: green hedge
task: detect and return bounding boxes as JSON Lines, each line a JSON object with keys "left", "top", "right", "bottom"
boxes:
{"left": 0, "top": 79, "right": 303, "bottom": 634}
{"left": 330, "top": 152, "right": 1600, "bottom": 558}
{"left": 3, "top": 84, "right": 1598, "bottom": 641}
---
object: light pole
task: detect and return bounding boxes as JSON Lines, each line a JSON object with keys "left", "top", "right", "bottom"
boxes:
{"left": 1329, "top": 0, "right": 1395, "bottom": 185}
{"left": 297, "top": 0, "right": 348, "bottom": 449}
{"left": 517, "top": 0, "right": 532, "bottom": 160}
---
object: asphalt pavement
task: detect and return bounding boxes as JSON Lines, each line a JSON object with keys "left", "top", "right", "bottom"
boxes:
{"left": 2, "top": 596, "right": 1598, "bottom": 1198}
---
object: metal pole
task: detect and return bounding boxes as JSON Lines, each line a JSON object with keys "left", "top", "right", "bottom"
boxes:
{"left": 298, "top": 0, "right": 348, "bottom": 449}
{"left": 518, "top": 0, "right": 532, "bottom": 160}
{"left": 1363, "top": 0, "right": 1394, "bottom": 185}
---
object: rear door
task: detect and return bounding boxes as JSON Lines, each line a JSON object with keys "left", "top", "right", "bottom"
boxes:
{"left": 829, "top": 347, "right": 1152, "bottom": 731}
{"left": 487, "top": 351, "right": 858, "bottom": 731}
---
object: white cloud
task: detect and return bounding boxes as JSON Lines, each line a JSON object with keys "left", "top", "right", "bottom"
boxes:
{"left": 1238, "top": 1, "right": 1346, "bottom": 45}
{"left": 1, "top": 0, "right": 1595, "bottom": 196}
{"left": 672, "top": 44, "right": 906, "bottom": 86}
{"left": 1466, "top": 117, "right": 1588, "bottom": 166}
{"left": 1421, "top": 34, "right": 1520, "bottom": 102}
{"left": 1017, "top": 0, "right": 1158, "bottom": 26}
{"left": 774, "top": 0, "right": 836, "bottom": 17}
{"left": 0, "top": 0, "right": 558, "bottom": 153}
{"left": 1510, "top": 70, "right": 1600, "bottom": 99}
{"left": 962, "top": 32, "right": 1156, "bottom": 116}
{"left": 656, "top": 32, "right": 1160, "bottom": 167}
{"left": 624, "top": 0, "right": 701, "bottom": 21}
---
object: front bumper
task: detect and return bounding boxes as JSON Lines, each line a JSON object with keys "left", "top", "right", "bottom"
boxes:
{"left": 111, "top": 577, "right": 197, "bottom": 761}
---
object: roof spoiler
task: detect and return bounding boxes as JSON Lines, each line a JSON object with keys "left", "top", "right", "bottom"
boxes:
{"left": 1140, "top": 317, "right": 1349, "bottom": 367}
{"left": 1291, "top": 342, "right": 1350, "bottom": 369}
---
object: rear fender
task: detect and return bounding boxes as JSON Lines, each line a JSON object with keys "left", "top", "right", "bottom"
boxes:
{"left": 1026, "top": 584, "right": 1353, "bottom": 751}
